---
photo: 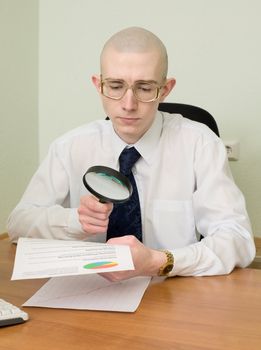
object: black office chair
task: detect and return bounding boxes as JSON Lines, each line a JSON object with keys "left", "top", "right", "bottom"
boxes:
{"left": 158, "top": 102, "right": 220, "bottom": 137}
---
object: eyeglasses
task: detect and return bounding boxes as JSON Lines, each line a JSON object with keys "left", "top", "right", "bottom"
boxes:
{"left": 100, "top": 77, "right": 164, "bottom": 103}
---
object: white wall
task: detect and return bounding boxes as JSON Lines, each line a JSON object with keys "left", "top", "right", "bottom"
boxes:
{"left": 0, "top": 0, "right": 38, "bottom": 232}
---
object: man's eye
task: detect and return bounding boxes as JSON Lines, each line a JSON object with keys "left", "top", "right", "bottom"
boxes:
{"left": 106, "top": 81, "right": 124, "bottom": 89}
{"left": 109, "top": 84, "right": 124, "bottom": 90}
{"left": 136, "top": 84, "right": 153, "bottom": 92}
{"left": 110, "top": 85, "right": 123, "bottom": 90}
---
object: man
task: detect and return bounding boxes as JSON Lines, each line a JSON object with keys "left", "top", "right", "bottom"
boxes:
{"left": 7, "top": 27, "right": 255, "bottom": 281}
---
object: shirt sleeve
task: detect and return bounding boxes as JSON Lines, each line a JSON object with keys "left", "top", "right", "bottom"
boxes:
{"left": 170, "top": 136, "right": 256, "bottom": 276}
{"left": 7, "top": 142, "right": 87, "bottom": 241}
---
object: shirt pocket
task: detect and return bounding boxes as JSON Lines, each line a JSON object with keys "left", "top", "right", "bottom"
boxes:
{"left": 150, "top": 199, "right": 196, "bottom": 248}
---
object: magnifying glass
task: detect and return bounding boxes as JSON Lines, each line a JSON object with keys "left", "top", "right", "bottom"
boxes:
{"left": 82, "top": 166, "right": 133, "bottom": 203}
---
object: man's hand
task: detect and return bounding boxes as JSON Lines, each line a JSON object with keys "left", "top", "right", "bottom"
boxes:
{"left": 100, "top": 235, "right": 167, "bottom": 282}
{"left": 78, "top": 195, "right": 113, "bottom": 236}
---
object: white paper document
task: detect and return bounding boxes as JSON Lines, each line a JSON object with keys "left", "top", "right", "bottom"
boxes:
{"left": 11, "top": 238, "right": 134, "bottom": 280}
{"left": 23, "top": 274, "right": 151, "bottom": 312}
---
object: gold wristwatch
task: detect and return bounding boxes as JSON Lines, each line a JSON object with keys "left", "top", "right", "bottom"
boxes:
{"left": 158, "top": 250, "right": 174, "bottom": 276}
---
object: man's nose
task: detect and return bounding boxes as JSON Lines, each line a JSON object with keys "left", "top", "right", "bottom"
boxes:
{"left": 121, "top": 88, "right": 138, "bottom": 111}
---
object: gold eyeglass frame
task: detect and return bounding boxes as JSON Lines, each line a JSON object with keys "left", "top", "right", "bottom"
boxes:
{"left": 100, "top": 75, "right": 165, "bottom": 103}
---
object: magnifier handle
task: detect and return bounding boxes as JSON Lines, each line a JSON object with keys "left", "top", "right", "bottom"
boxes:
{"left": 99, "top": 198, "right": 110, "bottom": 204}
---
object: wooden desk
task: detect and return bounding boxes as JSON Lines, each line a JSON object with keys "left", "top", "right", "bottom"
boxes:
{"left": 1, "top": 240, "right": 261, "bottom": 350}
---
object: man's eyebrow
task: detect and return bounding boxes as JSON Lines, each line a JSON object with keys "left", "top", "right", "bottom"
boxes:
{"left": 135, "top": 80, "right": 158, "bottom": 84}
{"left": 103, "top": 78, "right": 125, "bottom": 82}
{"left": 104, "top": 78, "right": 158, "bottom": 84}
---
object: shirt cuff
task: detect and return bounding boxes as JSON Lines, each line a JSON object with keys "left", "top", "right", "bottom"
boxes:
{"left": 67, "top": 208, "right": 85, "bottom": 235}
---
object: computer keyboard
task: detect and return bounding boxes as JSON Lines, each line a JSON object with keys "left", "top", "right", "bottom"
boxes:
{"left": 0, "top": 298, "right": 29, "bottom": 327}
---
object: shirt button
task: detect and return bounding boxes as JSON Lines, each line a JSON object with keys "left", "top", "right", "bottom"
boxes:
{"left": 132, "top": 168, "right": 137, "bottom": 175}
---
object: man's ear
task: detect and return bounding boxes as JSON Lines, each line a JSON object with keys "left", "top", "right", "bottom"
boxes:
{"left": 91, "top": 75, "right": 101, "bottom": 92}
{"left": 159, "top": 78, "right": 176, "bottom": 102}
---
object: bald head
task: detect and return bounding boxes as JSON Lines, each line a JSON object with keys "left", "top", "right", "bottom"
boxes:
{"left": 100, "top": 27, "right": 168, "bottom": 79}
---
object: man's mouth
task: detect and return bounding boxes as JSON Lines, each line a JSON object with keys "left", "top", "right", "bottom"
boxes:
{"left": 118, "top": 116, "right": 140, "bottom": 124}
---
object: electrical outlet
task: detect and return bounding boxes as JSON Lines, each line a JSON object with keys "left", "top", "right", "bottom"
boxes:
{"left": 224, "top": 140, "right": 240, "bottom": 161}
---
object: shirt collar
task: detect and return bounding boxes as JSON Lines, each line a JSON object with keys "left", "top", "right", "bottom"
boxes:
{"left": 111, "top": 111, "right": 163, "bottom": 165}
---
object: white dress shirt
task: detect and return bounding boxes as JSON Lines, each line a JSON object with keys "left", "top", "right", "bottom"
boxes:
{"left": 7, "top": 112, "right": 255, "bottom": 276}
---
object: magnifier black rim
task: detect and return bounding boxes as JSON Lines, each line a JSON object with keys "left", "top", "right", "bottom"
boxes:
{"left": 83, "top": 165, "right": 133, "bottom": 203}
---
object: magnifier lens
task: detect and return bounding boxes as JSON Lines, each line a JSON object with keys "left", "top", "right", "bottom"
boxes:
{"left": 83, "top": 166, "right": 132, "bottom": 203}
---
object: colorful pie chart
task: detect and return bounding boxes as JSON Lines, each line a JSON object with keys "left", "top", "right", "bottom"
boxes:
{"left": 83, "top": 261, "right": 118, "bottom": 269}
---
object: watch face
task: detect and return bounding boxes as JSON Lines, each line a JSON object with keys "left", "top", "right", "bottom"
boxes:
{"left": 163, "top": 264, "right": 173, "bottom": 274}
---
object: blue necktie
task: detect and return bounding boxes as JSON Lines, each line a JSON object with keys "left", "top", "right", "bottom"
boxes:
{"left": 106, "top": 147, "right": 142, "bottom": 242}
